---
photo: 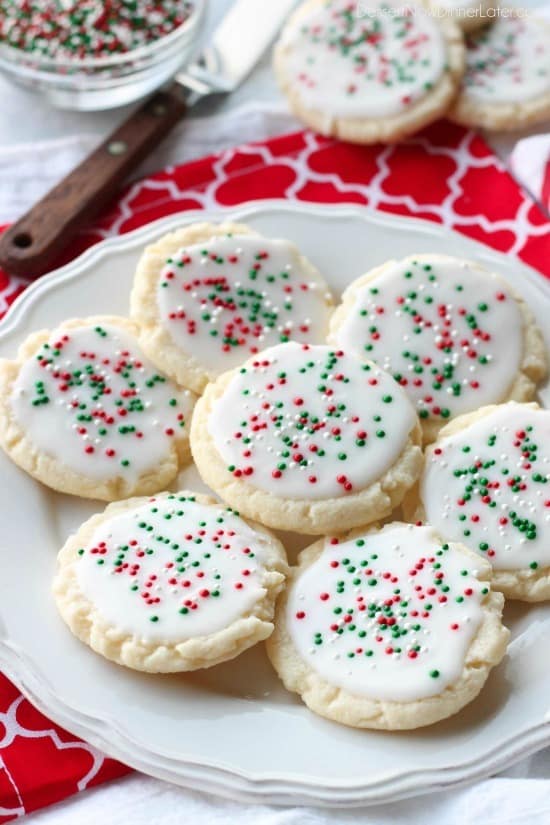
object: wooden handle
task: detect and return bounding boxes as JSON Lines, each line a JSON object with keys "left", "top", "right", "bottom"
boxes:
{"left": 0, "top": 85, "right": 187, "bottom": 279}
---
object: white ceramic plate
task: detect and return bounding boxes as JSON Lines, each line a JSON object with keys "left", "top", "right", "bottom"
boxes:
{"left": 2, "top": 201, "right": 550, "bottom": 808}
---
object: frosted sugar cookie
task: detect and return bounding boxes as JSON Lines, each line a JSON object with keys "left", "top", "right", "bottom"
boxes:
{"left": 328, "top": 254, "right": 547, "bottom": 443}
{"left": 130, "top": 222, "right": 334, "bottom": 394}
{"left": 0, "top": 317, "right": 195, "bottom": 501}
{"left": 266, "top": 522, "right": 508, "bottom": 729}
{"left": 273, "top": 0, "right": 464, "bottom": 144}
{"left": 406, "top": 402, "right": 550, "bottom": 601}
{"left": 421, "top": 0, "right": 495, "bottom": 32}
{"left": 53, "top": 491, "right": 287, "bottom": 672}
{"left": 450, "top": 16, "right": 550, "bottom": 130}
{"left": 190, "top": 342, "right": 422, "bottom": 535}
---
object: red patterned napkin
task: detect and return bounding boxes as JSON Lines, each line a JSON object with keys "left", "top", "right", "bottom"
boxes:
{"left": 0, "top": 122, "right": 548, "bottom": 821}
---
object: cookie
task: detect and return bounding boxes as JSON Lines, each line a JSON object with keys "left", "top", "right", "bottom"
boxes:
{"left": 0, "top": 316, "right": 195, "bottom": 501}
{"left": 328, "top": 254, "right": 547, "bottom": 443}
{"left": 405, "top": 402, "right": 550, "bottom": 602}
{"left": 273, "top": 0, "right": 464, "bottom": 144}
{"left": 421, "top": 0, "right": 495, "bottom": 32}
{"left": 190, "top": 342, "right": 422, "bottom": 535}
{"left": 130, "top": 222, "right": 334, "bottom": 394}
{"left": 53, "top": 491, "right": 287, "bottom": 672}
{"left": 450, "top": 16, "right": 550, "bottom": 131}
{"left": 266, "top": 522, "right": 509, "bottom": 729}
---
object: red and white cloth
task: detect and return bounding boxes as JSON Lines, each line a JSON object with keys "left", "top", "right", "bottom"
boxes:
{"left": 0, "top": 117, "right": 549, "bottom": 821}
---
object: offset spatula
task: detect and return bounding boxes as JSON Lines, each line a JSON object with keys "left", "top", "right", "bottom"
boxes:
{"left": 0, "top": 0, "right": 296, "bottom": 279}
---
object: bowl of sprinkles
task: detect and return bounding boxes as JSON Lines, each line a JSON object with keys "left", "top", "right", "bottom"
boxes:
{"left": 0, "top": 0, "right": 204, "bottom": 110}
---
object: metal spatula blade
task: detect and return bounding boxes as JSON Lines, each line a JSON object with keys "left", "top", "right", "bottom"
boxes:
{"left": 176, "top": 0, "right": 296, "bottom": 99}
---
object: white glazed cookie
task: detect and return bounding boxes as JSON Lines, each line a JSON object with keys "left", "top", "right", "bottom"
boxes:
{"left": 328, "top": 254, "right": 547, "bottom": 443}
{"left": 190, "top": 342, "right": 422, "bottom": 535}
{"left": 130, "top": 222, "right": 334, "bottom": 394}
{"left": 266, "top": 522, "right": 509, "bottom": 729}
{"left": 421, "top": 0, "right": 495, "bottom": 32}
{"left": 273, "top": 0, "right": 464, "bottom": 144}
{"left": 450, "top": 16, "right": 550, "bottom": 131}
{"left": 53, "top": 491, "right": 287, "bottom": 672}
{"left": 0, "top": 316, "right": 195, "bottom": 501}
{"left": 405, "top": 402, "right": 550, "bottom": 602}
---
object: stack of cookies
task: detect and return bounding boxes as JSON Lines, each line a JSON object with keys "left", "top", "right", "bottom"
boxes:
{"left": 273, "top": 0, "right": 550, "bottom": 142}
{"left": 1, "top": 221, "right": 548, "bottom": 731}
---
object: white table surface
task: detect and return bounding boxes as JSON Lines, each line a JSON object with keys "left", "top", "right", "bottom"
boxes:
{"left": 1, "top": 1, "right": 550, "bottom": 822}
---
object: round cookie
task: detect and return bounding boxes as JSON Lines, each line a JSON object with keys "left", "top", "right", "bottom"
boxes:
{"left": 0, "top": 316, "right": 195, "bottom": 501}
{"left": 273, "top": 0, "right": 464, "bottom": 144}
{"left": 328, "top": 254, "right": 547, "bottom": 443}
{"left": 421, "top": 0, "right": 495, "bottom": 32}
{"left": 130, "top": 222, "right": 334, "bottom": 394}
{"left": 266, "top": 522, "right": 509, "bottom": 729}
{"left": 190, "top": 342, "right": 422, "bottom": 535}
{"left": 53, "top": 491, "right": 287, "bottom": 672}
{"left": 405, "top": 402, "right": 550, "bottom": 602}
{"left": 450, "top": 16, "right": 550, "bottom": 131}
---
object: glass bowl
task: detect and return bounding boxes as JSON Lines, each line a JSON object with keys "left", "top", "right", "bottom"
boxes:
{"left": 0, "top": 1, "right": 206, "bottom": 111}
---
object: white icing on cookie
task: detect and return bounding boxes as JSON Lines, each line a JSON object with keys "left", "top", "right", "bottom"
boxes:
{"left": 279, "top": 0, "right": 447, "bottom": 118}
{"left": 11, "top": 322, "right": 193, "bottom": 482}
{"left": 287, "top": 524, "right": 485, "bottom": 701}
{"left": 207, "top": 342, "right": 417, "bottom": 500}
{"left": 75, "top": 494, "right": 274, "bottom": 642}
{"left": 158, "top": 234, "right": 332, "bottom": 374}
{"left": 333, "top": 256, "right": 523, "bottom": 425}
{"left": 462, "top": 17, "right": 550, "bottom": 105}
{"left": 422, "top": 403, "right": 550, "bottom": 572}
